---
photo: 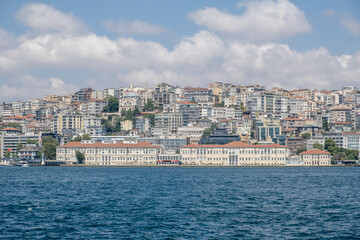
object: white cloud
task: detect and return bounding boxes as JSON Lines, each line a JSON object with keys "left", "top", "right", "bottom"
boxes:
{"left": 188, "top": 0, "right": 311, "bottom": 42}
{"left": 340, "top": 16, "right": 360, "bottom": 36}
{"left": 0, "top": 75, "right": 78, "bottom": 101}
{"left": 104, "top": 19, "right": 167, "bottom": 35}
{"left": 15, "top": 3, "right": 87, "bottom": 35}
{"left": 1, "top": 2, "right": 360, "bottom": 102}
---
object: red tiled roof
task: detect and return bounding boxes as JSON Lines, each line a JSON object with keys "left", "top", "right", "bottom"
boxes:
{"left": 182, "top": 141, "right": 287, "bottom": 148}
{"left": 58, "top": 141, "right": 161, "bottom": 148}
{"left": 4, "top": 116, "right": 27, "bottom": 120}
{"left": 342, "top": 132, "right": 360, "bottom": 135}
{"left": 299, "top": 149, "right": 330, "bottom": 155}
{"left": 90, "top": 99, "right": 106, "bottom": 102}
{"left": 0, "top": 127, "right": 20, "bottom": 131}
{"left": 176, "top": 101, "right": 197, "bottom": 105}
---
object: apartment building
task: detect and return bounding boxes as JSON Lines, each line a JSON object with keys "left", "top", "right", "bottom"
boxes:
{"left": 53, "top": 114, "right": 83, "bottom": 135}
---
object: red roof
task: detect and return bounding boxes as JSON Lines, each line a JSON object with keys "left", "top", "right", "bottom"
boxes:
{"left": 182, "top": 141, "right": 287, "bottom": 149}
{"left": 58, "top": 141, "right": 161, "bottom": 148}
{"left": 299, "top": 149, "right": 330, "bottom": 155}
{"left": 176, "top": 101, "right": 197, "bottom": 105}
{"left": 90, "top": 99, "right": 106, "bottom": 102}
{"left": 343, "top": 132, "right": 360, "bottom": 135}
{"left": 4, "top": 116, "right": 27, "bottom": 120}
{"left": 0, "top": 127, "right": 20, "bottom": 131}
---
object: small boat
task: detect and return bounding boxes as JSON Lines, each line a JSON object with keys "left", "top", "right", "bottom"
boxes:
{"left": 21, "top": 163, "right": 29, "bottom": 167}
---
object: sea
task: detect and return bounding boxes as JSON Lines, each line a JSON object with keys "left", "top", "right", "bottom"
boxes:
{"left": 0, "top": 166, "right": 359, "bottom": 239}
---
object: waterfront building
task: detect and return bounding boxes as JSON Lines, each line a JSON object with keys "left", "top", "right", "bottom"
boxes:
{"left": 0, "top": 133, "right": 41, "bottom": 159}
{"left": 18, "top": 144, "right": 41, "bottom": 160}
{"left": 181, "top": 141, "right": 289, "bottom": 165}
{"left": 299, "top": 149, "right": 331, "bottom": 166}
{"left": 157, "top": 150, "right": 180, "bottom": 165}
{"left": 56, "top": 140, "right": 162, "bottom": 165}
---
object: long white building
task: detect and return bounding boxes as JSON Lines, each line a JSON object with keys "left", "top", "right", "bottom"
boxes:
{"left": 56, "top": 140, "right": 162, "bottom": 165}
{"left": 181, "top": 141, "right": 289, "bottom": 166}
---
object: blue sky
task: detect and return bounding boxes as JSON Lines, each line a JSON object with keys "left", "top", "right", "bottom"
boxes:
{"left": 0, "top": 0, "right": 359, "bottom": 102}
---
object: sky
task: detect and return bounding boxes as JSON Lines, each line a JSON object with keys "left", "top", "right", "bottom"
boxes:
{"left": 0, "top": 0, "right": 359, "bottom": 102}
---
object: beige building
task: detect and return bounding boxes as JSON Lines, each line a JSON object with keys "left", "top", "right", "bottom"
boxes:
{"left": 53, "top": 114, "right": 83, "bottom": 135}
{"left": 299, "top": 149, "right": 331, "bottom": 166}
{"left": 181, "top": 141, "right": 289, "bottom": 166}
{"left": 56, "top": 140, "right": 162, "bottom": 165}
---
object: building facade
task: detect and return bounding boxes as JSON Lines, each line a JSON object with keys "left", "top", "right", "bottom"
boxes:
{"left": 56, "top": 141, "right": 162, "bottom": 165}
{"left": 181, "top": 141, "right": 289, "bottom": 166}
{"left": 299, "top": 149, "right": 331, "bottom": 166}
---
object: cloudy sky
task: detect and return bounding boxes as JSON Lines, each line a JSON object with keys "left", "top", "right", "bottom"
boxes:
{"left": 0, "top": 0, "right": 359, "bottom": 102}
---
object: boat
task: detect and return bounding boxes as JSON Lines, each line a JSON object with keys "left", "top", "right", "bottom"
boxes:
{"left": 21, "top": 162, "right": 29, "bottom": 167}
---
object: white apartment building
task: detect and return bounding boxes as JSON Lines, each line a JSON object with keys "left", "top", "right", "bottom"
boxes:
{"left": 177, "top": 126, "right": 205, "bottom": 144}
{"left": 56, "top": 140, "right": 162, "bottom": 165}
{"left": 181, "top": 141, "right": 289, "bottom": 166}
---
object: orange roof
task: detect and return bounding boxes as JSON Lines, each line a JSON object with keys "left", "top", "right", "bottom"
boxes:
{"left": 182, "top": 141, "right": 287, "bottom": 148}
{"left": 90, "top": 99, "right": 106, "bottom": 102}
{"left": 4, "top": 116, "right": 27, "bottom": 120}
{"left": 0, "top": 127, "right": 20, "bottom": 131}
{"left": 58, "top": 141, "right": 161, "bottom": 148}
{"left": 219, "top": 119, "right": 231, "bottom": 122}
{"left": 299, "top": 149, "right": 330, "bottom": 155}
{"left": 176, "top": 101, "right": 197, "bottom": 105}
{"left": 343, "top": 132, "right": 360, "bottom": 135}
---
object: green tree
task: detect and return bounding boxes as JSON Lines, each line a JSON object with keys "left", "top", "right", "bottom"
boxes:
{"left": 103, "top": 96, "right": 119, "bottom": 113}
{"left": 313, "top": 143, "right": 324, "bottom": 150}
{"left": 144, "top": 99, "right": 155, "bottom": 111}
{"left": 301, "top": 133, "right": 311, "bottom": 139}
{"left": 75, "top": 150, "right": 85, "bottom": 164}
{"left": 202, "top": 124, "right": 218, "bottom": 137}
{"left": 71, "top": 134, "right": 91, "bottom": 142}
{"left": 324, "top": 138, "right": 337, "bottom": 153}
{"left": 322, "top": 119, "right": 329, "bottom": 131}
{"left": 296, "top": 148, "right": 307, "bottom": 154}
{"left": 143, "top": 113, "right": 155, "bottom": 127}
{"left": 5, "top": 151, "right": 10, "bottom": 158}
{"left": 214, "top": 101, "right": 225, "bottom": 107}
{"left": 16, "top": 143, "right": 23, "bottom": 153}
{"left": 42, "top": 136, "right": 59, "bottom": 160}
{"left": 26, "top": 139, "right": 37, "bottom": 145}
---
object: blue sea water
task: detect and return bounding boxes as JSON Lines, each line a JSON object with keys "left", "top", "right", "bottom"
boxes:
{"left": 0, "top": 166, "right": 359, "bottom": 239}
